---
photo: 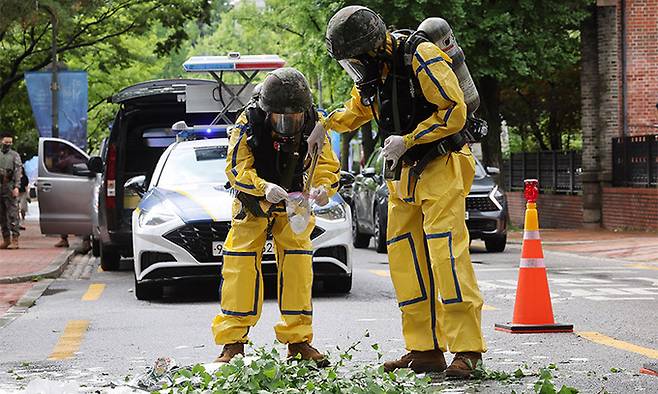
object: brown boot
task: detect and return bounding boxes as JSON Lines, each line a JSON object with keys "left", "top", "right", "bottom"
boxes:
{"left": 54, "top": 237, "right": 69, "bottom": 248}
{"left": 446, "top": 352, "right": 482, "bottom": 379}
{"left": 7, "top": 236, "right": 18, "bottom": 250}
{"left": 288, "top": 342, "right": 330, "bottom": 367}
{"left": 214, "top": 343, "right": 245, "bottom": 363}
{"left": 383, "top": 350, "right": 447, "bottom": 373}
{"left": 0, "top": 237, "right": 9, "bottom": 249}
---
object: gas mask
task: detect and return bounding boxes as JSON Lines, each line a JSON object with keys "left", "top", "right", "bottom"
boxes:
{"left": 339, "top": 54, "right": 381, "bottom": 106}
{"left": 269, "top": 112, "right": 305, "bottom": 153}
{"left": 1, "top": 143, "right": 11, "bottom": 153}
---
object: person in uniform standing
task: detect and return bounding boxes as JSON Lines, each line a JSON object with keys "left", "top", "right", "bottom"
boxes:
{"left": 212, "top": 67, "right": 340, "bottom": 366}
{"left": 308, "top": 6, "right": 487, "bottom": 377}
{"left": 0, "top": 131, "right": 22, "bottom": 249}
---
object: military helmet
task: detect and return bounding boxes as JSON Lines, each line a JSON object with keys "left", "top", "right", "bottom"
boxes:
{"left": 325, "top": 6, "right": 387, "bottom": 60}
{"left": 258, "top": 67, "right": 313, "bottom": 114}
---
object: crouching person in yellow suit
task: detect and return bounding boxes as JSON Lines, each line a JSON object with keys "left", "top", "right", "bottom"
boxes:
{"left": 212, "top": 67, "right": 340, "bottom": 367}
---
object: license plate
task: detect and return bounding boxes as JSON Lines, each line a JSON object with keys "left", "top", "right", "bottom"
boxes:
{"left": 212, "top": 240, "right": 275, "bottom": 257}
{"left": 465, "top": 211, "right": 470, "bottom": 220}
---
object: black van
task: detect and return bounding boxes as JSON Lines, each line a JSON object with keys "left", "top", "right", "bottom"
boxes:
{"left": 91, "top": 79, "right": 226, "bottom": 270}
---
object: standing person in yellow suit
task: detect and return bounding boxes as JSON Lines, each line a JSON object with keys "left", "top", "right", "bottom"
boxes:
{"left": 309, "top": 6, "right": 487, "bottom": 377}
{"left": 212, "top": 67, "right": 340, "bottom": 367}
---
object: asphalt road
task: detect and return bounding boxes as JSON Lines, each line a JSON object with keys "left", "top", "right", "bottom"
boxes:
{"left": 1, "top": 242, "right": 657, "bottom": 393}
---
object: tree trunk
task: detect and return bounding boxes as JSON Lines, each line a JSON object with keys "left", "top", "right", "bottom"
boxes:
{"left": 340, "top": 130, "right": 357, "bottom": 171}
{"left": 361, "top": 121, "right": 375, "bottom": 163}
{"left": 479, "top": 76, "right": 503, "bottom": 169}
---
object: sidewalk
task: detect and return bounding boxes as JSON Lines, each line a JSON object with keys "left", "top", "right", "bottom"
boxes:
{"left": 0, "top": 219, "right": 75, "bottom": 316}
{"left": 508, "top": 228, "right": 658, "bottom": 264}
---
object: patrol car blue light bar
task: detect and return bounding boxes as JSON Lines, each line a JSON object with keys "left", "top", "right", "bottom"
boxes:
{"left": 183, "top": 54, "right": 286, "bottom": 72}
{"left": 176, "top": 125, "right": 229, "bottom": 142}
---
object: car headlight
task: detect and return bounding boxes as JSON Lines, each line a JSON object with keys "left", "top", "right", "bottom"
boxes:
{"left": 313, "top": 200, "right": 346, "bottom": 221}
{"left": 489, "top": 186, "right": 505, "bottom": 210}
{"left": 138, "top": 202, "right": 177, "bottom": 227}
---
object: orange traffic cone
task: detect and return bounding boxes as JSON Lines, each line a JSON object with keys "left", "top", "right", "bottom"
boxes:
{"left": 495, "top": 179, "right": 573, "bottom": 334}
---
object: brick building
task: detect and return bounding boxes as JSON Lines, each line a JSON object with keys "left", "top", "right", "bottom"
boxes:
{"left": 507, "top": 0, "right": 658, "bottom": 231}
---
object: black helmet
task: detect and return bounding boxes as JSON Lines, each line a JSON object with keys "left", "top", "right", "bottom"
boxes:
{"left": 259, "top": 68, "right": 313, "bottom": 136}
{"left": 325, "top": 6, "right": 387, "bottom": 60}
{"left": 258, "top": 67, "right": 312, "bottom": 114}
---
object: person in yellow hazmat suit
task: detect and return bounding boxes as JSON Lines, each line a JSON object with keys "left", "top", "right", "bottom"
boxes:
{"left": 308, "top": 6, "right": 487, "bottom": 377}
{"left": 212, "top": 67, "right": 340, "bottom": 367}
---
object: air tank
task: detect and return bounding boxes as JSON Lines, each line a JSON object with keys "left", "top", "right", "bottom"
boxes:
{"left": 417, "top": 17, "right": 480, "bottom": 114}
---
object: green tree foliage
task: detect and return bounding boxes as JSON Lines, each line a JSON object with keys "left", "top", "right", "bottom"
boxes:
{"left": 0, "top": 0, "right": 210, "bottom": 154}
{"left": 339, "top": 0, "right": 590, "bottom": 167}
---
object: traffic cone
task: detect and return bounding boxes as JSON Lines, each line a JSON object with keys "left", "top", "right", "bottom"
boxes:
{"left": 495, "top": 179, "right": 573, "bottom": 334}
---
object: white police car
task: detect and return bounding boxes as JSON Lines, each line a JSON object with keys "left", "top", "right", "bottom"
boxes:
{"left": 130, "top": 130, "right": 353, "bottom": 300}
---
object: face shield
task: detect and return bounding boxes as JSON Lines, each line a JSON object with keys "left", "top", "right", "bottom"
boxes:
{"left": 270, "top": 112, "right": 306, "bottom": 136}
{"left": 339, "top": 58, "right": 370, "bottom": 85}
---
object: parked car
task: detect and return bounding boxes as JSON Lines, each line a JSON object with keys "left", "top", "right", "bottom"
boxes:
{"left": 350, "top": 147, "right": 508, "bottom": 253}
{"left": 87, "top": 79, "right": 229, "bottom": 271}
{"left": 130, "top": 136, "right": 354, "bottom": 300}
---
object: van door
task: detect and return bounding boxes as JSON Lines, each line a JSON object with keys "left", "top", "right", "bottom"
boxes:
{"left": 38, "top": 138, "right": 95, "bottom": 235}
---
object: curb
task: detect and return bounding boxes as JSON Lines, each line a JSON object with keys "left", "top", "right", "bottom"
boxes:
{"left": 0, "top": 279, "right": 54, "bottom": 330}
{"left": 508, "top": 240, "right": 597, "bottom": 246}
{"left": 0, "top": 248, "right": 77, "bottom": 284}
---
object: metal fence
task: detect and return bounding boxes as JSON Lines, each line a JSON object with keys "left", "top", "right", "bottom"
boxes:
{"left": 612, "top": 134, "right": 658, "bottom": 187}
{"left": 502, "top": 151, "right": 582, "bottom": 193}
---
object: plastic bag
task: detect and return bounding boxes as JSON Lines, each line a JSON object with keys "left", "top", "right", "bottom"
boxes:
{"left": 286, "top": 192, "right": 311, "bottom": 234}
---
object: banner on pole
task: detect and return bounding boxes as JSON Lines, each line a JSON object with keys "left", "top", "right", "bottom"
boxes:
{"left": 25, "top": 71, "right": 88, "bottom": 149}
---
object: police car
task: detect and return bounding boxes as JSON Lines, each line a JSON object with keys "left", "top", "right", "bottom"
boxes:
{"left": 130, "top": 129, "right": 353, "bottom": 300}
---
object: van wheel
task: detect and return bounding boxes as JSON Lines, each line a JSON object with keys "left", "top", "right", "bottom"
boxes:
{"left": 91, "top": 236, "right": 100, "bottom": 257}
{"left": 351, "top": 205, "right": 370, "bottom": 248}
{"left": 485, "top": 234, "right": 507, "bottom": 253}
{"left": 134, "top": 275, "right": 162, "bottom": 300}
{"left": 373, "top": 205, "right": 387, "bottom": 254}
{"left": 324, "top": 275, "right": 352, "bottom": 294}
{"left": 100, "top": 244, "right": 121, "bottom": 271}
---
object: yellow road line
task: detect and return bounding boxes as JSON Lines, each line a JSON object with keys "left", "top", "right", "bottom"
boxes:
{"left": 369, "top": 269, "right": 390, "bottom": 277}
{"left": 578, "top": 331, "right": 658, "bottom": 359}
{"left": 626, "top": 263, "right": 658, "bottom": 271}
{"left": 482, "top": 304, "right": 498, "bottom": 311}
{"left": 48, "top": 320, "right": 90, "bottom": 360}
{"left": 82, "top": 283, "right": 105, "bottom": 301}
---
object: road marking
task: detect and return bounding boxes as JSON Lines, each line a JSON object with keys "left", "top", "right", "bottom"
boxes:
{"left": 626, "top": 263, "right": 658, "bottom": 271}
{"left": 48, "top": 320, "right": 90, "bottom": 360}
{"left": 482, "top": 304, "right": 498, "bottom": 311}
{"left": 577, "top": 331, "right": 658, "bottom": 360}
{"left": 82, "top": 284, "right": 105, "bottom": 301}
{"left": 369, "top": 269, "right": 390, "bottom": 277}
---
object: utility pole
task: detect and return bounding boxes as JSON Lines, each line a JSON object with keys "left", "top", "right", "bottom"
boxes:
{"left": 42, "top": 4, "right": 59, "bottom": 138}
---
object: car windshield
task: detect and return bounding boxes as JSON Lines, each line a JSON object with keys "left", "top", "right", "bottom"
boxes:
{"left": 158, "top": 145, "right": 229, "bottom": 187}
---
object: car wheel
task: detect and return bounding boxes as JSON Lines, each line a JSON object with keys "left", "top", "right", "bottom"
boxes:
{"left": 91, "top": 236, "right": 100, "bottom": 257}
{"left": 373, "top": 205, "right": 387, "bottom": 254}
{"left": 485, "top": 234, "right": 507, "bottom": 253}
{"left": 351, "top": 205, "right": 370, "bottom": 248}
{"left": 134, "top": 274, "right": 162, "bottom": 300}
{"left": 324, "top": 275, "right": 352, "bottom": 294}
{"left": 100, "top": 244, "right": 121, "bottom": 271}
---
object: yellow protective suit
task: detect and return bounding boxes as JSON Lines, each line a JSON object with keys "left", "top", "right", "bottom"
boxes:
{"left": 324, "top": 40, "right": 486, "bottom": 353}
{"left": 212, "top": 112, "right": 340, "bottom": 345}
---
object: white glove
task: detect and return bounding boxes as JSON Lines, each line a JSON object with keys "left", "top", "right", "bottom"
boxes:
{"left": 306, "top": 122, "right": 326, "bottom": 157}
{"left": 310, "top": 186, "right": 329, "bottom": 206}
{"left": 381, "top": 135, "right": 408, "bottom": 168}
{"left": 264, "top": 182, "right": 288, "bottom": 203}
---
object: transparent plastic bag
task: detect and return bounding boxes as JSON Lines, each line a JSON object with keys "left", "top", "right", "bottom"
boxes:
{"left": 286, "top": 192, "right": 311, "bottom": 234}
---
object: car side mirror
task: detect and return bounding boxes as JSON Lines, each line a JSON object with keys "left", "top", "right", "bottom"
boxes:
{"left": 486, "top": 166, "right": 500, "bottom": 175}
{"left": 124, "top": 175, "right": 146, "bottom": 198}
{"left": 72, "top": 163, "right": 93, "bottom": 177}
{"left": 339, "top": 171, "right": 355, "bottom": 188}
{"left": 362, "top": 167, "right": 376, "bottom": 177}
{"left": 88, "top": 156, "right": 104, "bottom": 174}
